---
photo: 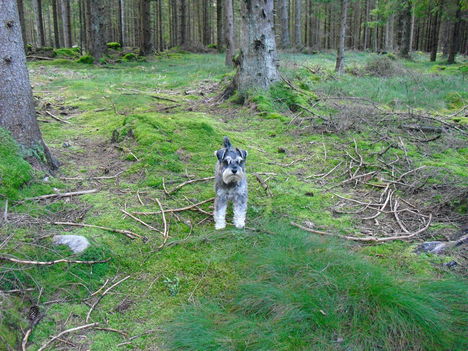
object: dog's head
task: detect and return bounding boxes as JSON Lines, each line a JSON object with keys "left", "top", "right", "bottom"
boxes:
{"left": 214, "top": 137, "right": 247, "bottom": 184}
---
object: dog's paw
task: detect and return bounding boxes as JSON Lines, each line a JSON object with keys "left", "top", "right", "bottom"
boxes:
{"left": 215, "top": 222, "right": 226, "bottom": 230}
{"left": 234, "top": 221, "right": 245, "bottom": 229}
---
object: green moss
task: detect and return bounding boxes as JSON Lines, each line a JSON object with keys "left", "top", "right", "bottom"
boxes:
{"left": 76, "top": 55, "right": 95, "bottom": 64}
{"left": 122, "top": 53, "right": 139, "bottom": 62}
{"left": 0, "top": 129, "right": 33, "bottom": 199}
{"left": 445, "top": 91, "right": 468, "bottom": 110}
{"left": 106, "top": 42, "right": 121, "bottom": 49}
{"left": 54, "top": 47, "right": 80, "bottom": 58}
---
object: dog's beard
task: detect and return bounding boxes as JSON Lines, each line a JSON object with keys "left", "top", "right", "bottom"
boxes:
{"left": 222, "top": 169, "right": 243, "bottom": 184}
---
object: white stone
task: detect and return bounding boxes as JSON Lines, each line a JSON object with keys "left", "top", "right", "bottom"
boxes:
{"left": 53, "top": 235, "right": 90, "bottom": 253}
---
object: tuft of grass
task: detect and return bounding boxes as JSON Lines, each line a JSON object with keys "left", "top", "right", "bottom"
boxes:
{"left": 166, "top": 223, "right": 467, "bottom": 351}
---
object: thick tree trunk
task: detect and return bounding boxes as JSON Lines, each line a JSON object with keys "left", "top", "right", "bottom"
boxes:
{"left": 279, "top": 0, "right": 291, "bottom": 48}
{"left": 217, "top": 0, "right": 224, "bottom": 51}
{"left": 61, "top": 0, "right": 72, "bottom": 47}
{"left": 430, "top": 6, "right": 441, "bottom": 62}
{"left": 447, "top": 2, "right": 461, "bottom": 64}
{"left": 87, "top": 0, "right": 107, "bottom": 61}
{"left": 233, "top": 0, "right": 279, "bottom": 94}
{"left": 0, "top": 1, "right": 56, "bottom": 170}
{"left": 203, "top": 0, "right": 211, "bottom": 45}
{"left": 32, "top": 0, "right": 45, "bottom": 47}
{"left": 224, "top": 0, "right": 235, "bottom": 66}
{"left": 17, "top": 0, "right": 27, "bottom": 49}
{"left": 140, "top": 0, "right": 153, "bottom": 55}
{"left": 335, "top": 0, "right": 349, "bottom": 74}
{"left": 399, "top": 0, "right": 412, "bottom": 58}
{"left": 295, "top": 0, "right": 302, "bottom": 48}
{"left": 52, "top": 0, "right": 61, "bottom": 47}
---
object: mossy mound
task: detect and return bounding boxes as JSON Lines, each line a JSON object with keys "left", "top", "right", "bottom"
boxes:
{"left": 0, "top": 128, "right": 33, "bottom": 199}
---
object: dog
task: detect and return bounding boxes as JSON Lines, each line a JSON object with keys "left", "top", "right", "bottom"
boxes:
{"left": 213, "top": 137, "right": 248, "bottom": 229}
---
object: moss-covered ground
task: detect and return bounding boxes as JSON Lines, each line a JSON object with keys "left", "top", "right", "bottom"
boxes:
{"left": 0, "top": 51, "right": 467, "bottom": 350}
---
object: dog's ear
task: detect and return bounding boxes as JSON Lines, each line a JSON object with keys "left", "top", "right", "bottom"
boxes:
{"left": 223, "top": 136, "right": 232, "bottom": 149}
{"left": 236, "top": 148, "right": 248, "bottom": 160}
{"left": 214, "top": 149, "right": 226, "bottom": 161}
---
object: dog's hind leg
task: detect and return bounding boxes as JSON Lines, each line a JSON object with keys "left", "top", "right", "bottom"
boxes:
{"left": 214, "top": 195, "right": 227, "bottom": 230}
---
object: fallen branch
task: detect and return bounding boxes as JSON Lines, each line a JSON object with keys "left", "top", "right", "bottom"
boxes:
{"left": 61, "top": 171, "right": 124, "bottom": 181}
{"left": 164, "top": 176, "right": 215, "bottom": 195}
{"left": 37, "top": 322, "right": 99, "bottom": 351}
{"left": 45, "top": 110, "right": 71, "bottom": 124}
{"left": 22, "top": 189, "right": 98, "bottom": 202}
{"left": 291, "top": 214, "right": 432, "bottom": 243}
{"left": 121, "top": 209, "right": 163, "bottom": 235}
{"left": 27, "top": 55, "right": 55, "bottom": 60}
{"left": 0, "top": 256, "right": 110, "bottom": 266}
{"left": 52, "top": 221, "right": 145, "bottom": 240}
{"left": 86, "top": 275, "right": 131, "bottom": 322}
{"left": 94, "top": 327, "right": 128, "bottom": 337}
{"left": 132, "top": 198, "right": 214, "bottom": 215}
{"left": 254, "top": 173, "right": 272, "bottom": 196}
{"left": 155, "top": 198, "right": 169, "bottom": 249}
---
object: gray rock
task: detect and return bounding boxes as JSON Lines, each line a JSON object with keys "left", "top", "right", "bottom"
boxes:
{"left": 415, "top": 241, "right": 448, "bottom": 255}
{"left": 53, "top": 235, "right": 89, "bottom": 253}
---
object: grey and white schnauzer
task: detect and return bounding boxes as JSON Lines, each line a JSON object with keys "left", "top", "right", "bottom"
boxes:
{"left": 213, "top": 137, "right": 248, "bottom": 230}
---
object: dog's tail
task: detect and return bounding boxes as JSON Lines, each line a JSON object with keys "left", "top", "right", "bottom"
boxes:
{"left": 223, "top": 136, "right": 232, "bottom": 149}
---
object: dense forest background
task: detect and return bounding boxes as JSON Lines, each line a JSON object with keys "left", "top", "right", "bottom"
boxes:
{"left": 18, "top": 0, "right": 468, "bottom": 61}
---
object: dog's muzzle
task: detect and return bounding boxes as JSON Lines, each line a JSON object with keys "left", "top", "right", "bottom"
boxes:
{"left": 222, "top": 168, "right": 243, "bottom": 184}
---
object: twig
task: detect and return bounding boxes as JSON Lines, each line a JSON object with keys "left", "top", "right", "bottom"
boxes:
{"left": 27, "top": 55, "right": 55, "bottom": 60}
{"left": 22, "top": 189, "right": 98, "bottom": 202}
{"left": 132, "top": 198, "right": 214, "bottom": 215}
{"left": 254, "top": 173, "right": 272, "bottom": 196}
{"left": 114, "top": 145, "right": 139, "bottom": 161}
{"left": 85, "top": 276, "right": 131, "bottom": 322}
{"left": 52, "top": 221, "right": 144, "bottom": 240}
{"left": 121, "top": 209, "right": 163, "bottom": 235}
{"left": 89, "top": 279, "right": 109, "bottom": 298}
{"left": 22, "top": 328, "right": 32, "bottom": 351}
{"left": 0, "top": 256, "right": 110, "bottom": 265}
{"left": 60, "top": 171, "right": 124, "bottom": 181}
{"left": 306, "top": 161, "right": 343, "bottom": 179}
{"left": 45, "top": 111, "right": 71, "bottom": 124}
{"left": 94, "top": 327, "right": 128, "bottom": 337}
{"left": 2, "top": 199, "right": 8, "bottom": 223}
{"left": 155, "top": 198, "right": 169, "bottom": 249}
{"left": 164, "top": 176, "right": 215, "bottom": 195}
{"left": 37, "top": 322, "right": 99, "bottom": 351}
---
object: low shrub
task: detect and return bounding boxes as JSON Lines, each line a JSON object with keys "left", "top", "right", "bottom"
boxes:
{"left": 76, "top": 55, "right": 94, "bottom": 64}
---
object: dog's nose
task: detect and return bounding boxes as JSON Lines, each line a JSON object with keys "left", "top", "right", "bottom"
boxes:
{"left": 232, "top": 168, "right": 238, "bottom": 174}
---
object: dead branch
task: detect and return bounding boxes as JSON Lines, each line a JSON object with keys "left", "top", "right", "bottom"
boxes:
{"left": 155, "top": 198, "right": 169, "bottom": 249}
{"left": 52, "top": 221, "right": 145, "bottom": 240}
{"left": 113, "top": 145, "right": 139, "bottom": 161}
{"left": 133, "top": 198, "right": 215, "bottom": 215}
{"left": 22, "top": 189, "right": 98, "bottom": 202}
{"left": 94, "top": 327, "right": 128, "bottom": 337}
{"left": 22, "top": 328, "right": 32, "bottom": 351}
{"left": 0, "top": 256, "right": 110, "bottom": 266}
{"left": 121, "top": 209, "right": 163, "bottom": 235}
{"left": 45, "top": 111, "right": 71, "bottom": 124}
{"left": 164, "top": 176, "right": 215, "bottom": 195}
{"left": 2, "top": 199, "right": 8, "bottom": 223}
{"left": 27, "top": 55, "right": 55, "bottom": 60}
{"left": 306, "top": 161, "right": 343, "bottom": 179}
{"left": 37, "top": 322, "right": 99, "bottom": 351}
{"left": 85, "top": 275, "right": 130, "bottom": 322}
{"left": 60, "top": 171, "right": 124, "bottom": 181}
{"left": 254, "top": 173, "right": 272, "bottom": 196}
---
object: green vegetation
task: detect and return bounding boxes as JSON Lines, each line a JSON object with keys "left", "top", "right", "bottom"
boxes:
{"left": 1, "top": 52, "right": 466, "bottom": 350}
{"left": 77, "top": 54, "right": 95, "bottom": 64}
{"left": 107, "top": 42, "right": 122, "bottom": 50}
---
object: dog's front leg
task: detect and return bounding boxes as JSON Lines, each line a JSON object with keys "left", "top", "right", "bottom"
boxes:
{"left": 233, "top": 194, "right": 247, "bottom": 229}
{"left": 214, "top": 194, "right": 228, "bottom": 230}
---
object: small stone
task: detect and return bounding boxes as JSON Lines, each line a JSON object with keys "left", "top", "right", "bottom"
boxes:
{"left": 62, "top": 142, "right": 71, "bottom": 148}
{"left": 53, "top": 235, "right": 89, "bottom": 253}
{"left": 414, "top": 241, "right": 447, "bottom": 255}
{"left": 445, "top": 260, "right": 458, "bottom": 269}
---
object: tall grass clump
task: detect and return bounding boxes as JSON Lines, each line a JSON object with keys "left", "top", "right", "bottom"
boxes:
{"left": 166, "top": 223, "right": 467, "bottom": 351}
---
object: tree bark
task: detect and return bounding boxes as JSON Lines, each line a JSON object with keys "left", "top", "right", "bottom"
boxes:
{"left": 447, "top": 1, "right": 461, "bottom": 64}
{"left": 17, "top": 0, "right": 27, "bottom": 49}
{"left": 224, "top": 0, "right": 235, "bottom": 66}
{"left": 87, "top": 0, "right": 107, "bottom": 61}
{"left": 399, "top": 0, "right": 412, "bottom": 58}
{"left": 61, "top": 0, "right": 72, "bottom": 47}
{"left": 217, "top": 0, "right": 224, "bottom": 51}
{"left": 0, "top": 1, "right": 57, "bottom": 170}
{"left": 118, "top": 0, "right": 124, "bottom": 46}
{"left": 279, "top": 0, "right": 291, "bottom": 48}
{"left": 140, "top": 0, "right": 153, "bottom": 55}
{"left": 232, "top": 0, "right": 279, "bottom": 94}
{"left": 295, "top": 0, "right": 302, "bottom": 48}
{"left": 430, "top": 3, "right": 442, "bottom": 62}
{"left": 335, "top": 0, "right": 349, "bottom": 74}
{"left": 32, "top": 0, "right": 45, "bottom": 47}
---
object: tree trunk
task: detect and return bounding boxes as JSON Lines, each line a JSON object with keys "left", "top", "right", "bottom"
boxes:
{"left": 52, "top": 0, "right": 61, "bottom": 48}
{"left": 203, "top": 0, "right": 211, "bottom": 45}
{"left": 140, "top": 0, "right": 153, "bottom": 55}
{"left": 280, "top": 0, "right": 291, "bottom": 48}
{"left": 224, "top": 0, "right": 235, "bottom": 66}
{"left": 335, "top": 0, "right": 349, "bottom": 74}
{"left": 447, "top": 2, "right": 461, "bottom": 64}
{"left": 217, "top": 0, "right": 224, "bottom": 51}
{"left": 399, "top": 0, "right": 412, "bottom": 58}
{"left": 295, "top": 0, "right": 302, "bottom": 48}
{"left": 32, "top": 0, "right": 45, "bottom": 47}
{"left": 87, "top": 0, "right": 107, "bottom": 61}
{"left": 0, "top": 1, "right": 56, "bottom": 170}
{"left": 118, "top": 0, "right": 124, "bottom": 46}
{"left": 180, "top": 0, "right": 186, "bottom": 46}
{"left": 17, "top": 0, "right": 27, "bottom": 49}
{"left": 232, "top": 0, "right": 279, "bottom": 94}
{"left": 61, "top": 0, "right": 72, "bottom": 47}
{"left": 430, "top": 4, "right": 442, "bottom": 62}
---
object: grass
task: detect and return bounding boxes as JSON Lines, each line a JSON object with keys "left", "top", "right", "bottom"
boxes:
{"left": 0, "top": 51, "right": 466, "bottom": 350}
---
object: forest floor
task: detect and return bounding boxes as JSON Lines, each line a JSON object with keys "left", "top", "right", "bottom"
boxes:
{"left": 1, "top": 51, "right": 467, "bottom": 351}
